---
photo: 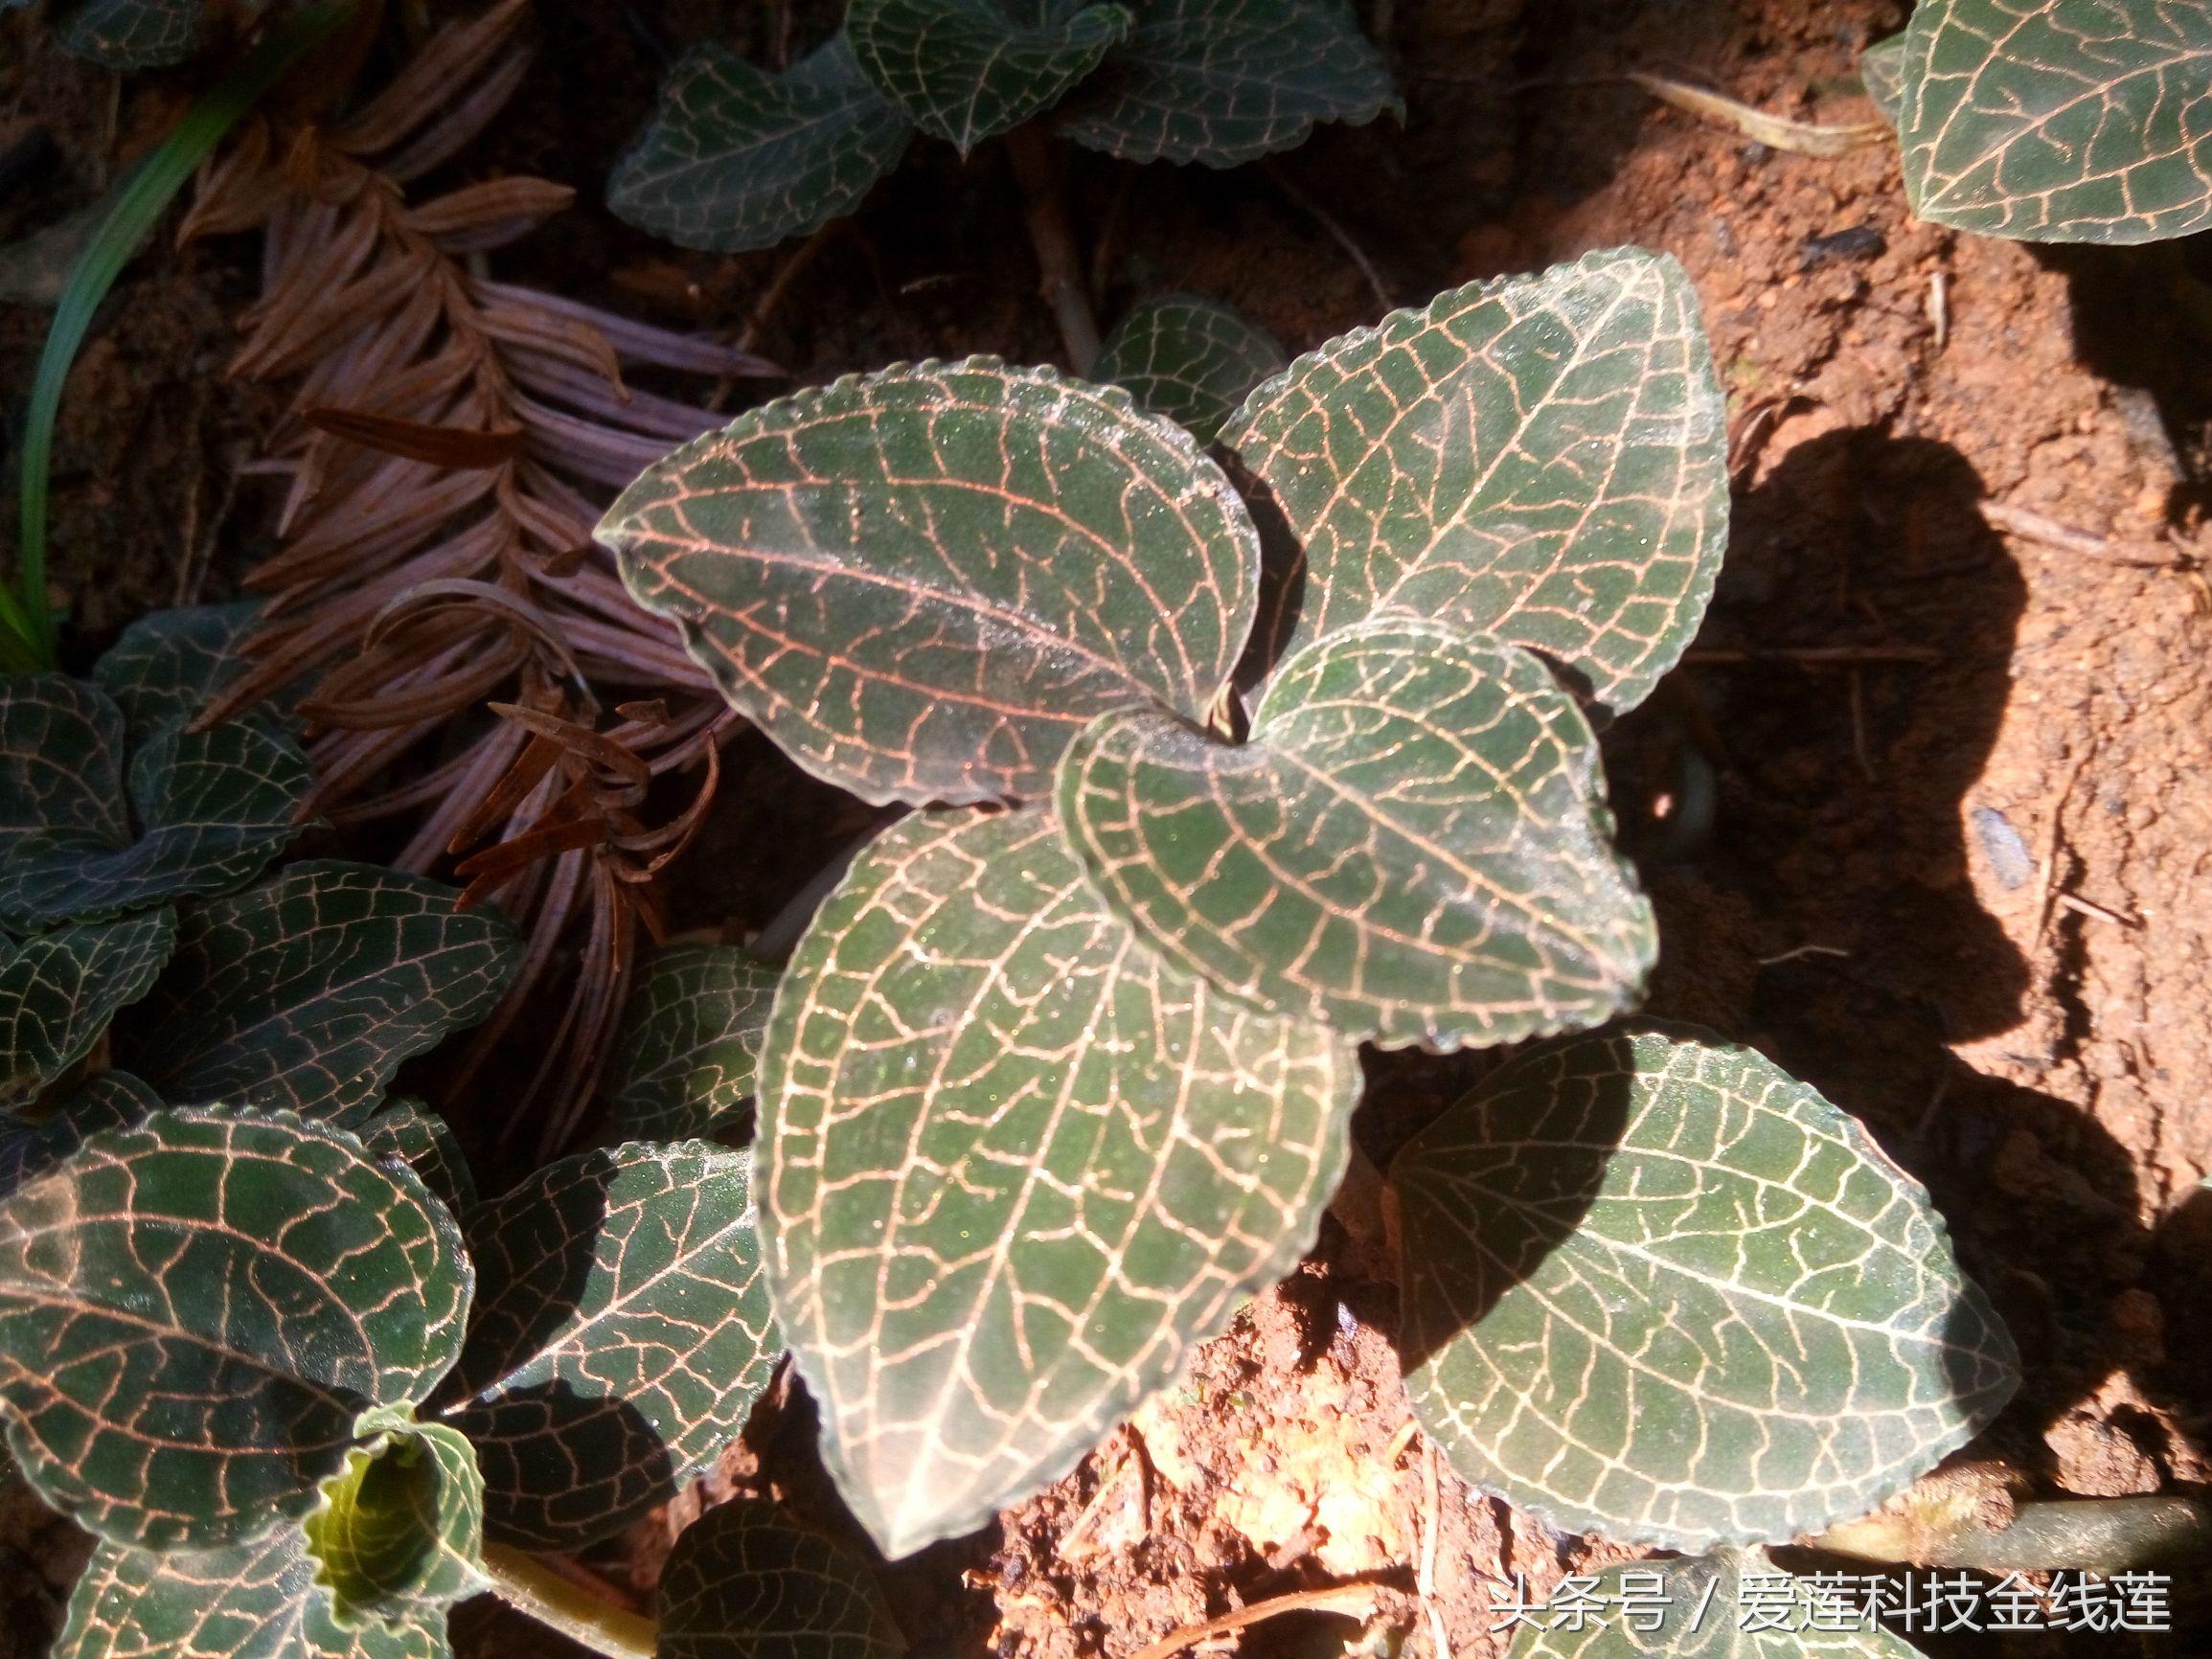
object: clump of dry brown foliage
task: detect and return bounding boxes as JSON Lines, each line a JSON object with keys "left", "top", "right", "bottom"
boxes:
{"left": 186, "top": 0, "right": 770, "bottom": 1157}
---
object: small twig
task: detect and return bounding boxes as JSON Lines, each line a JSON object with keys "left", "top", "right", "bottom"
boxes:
{"left": 1913, "top": 1056, "right": 1954, "bottom": 1145}
{"left": 1979, "top": 499, "right": 2179, "bottom": 568}
{"left": 2031, "top": 748, "right": 2094, "bottom": 952}
{"left": 1129, "top": 1586, "right": 1386, "bottom": 1659}
{"left": 1420, "top": 1439, "right": 1452, "bottom": 1659}
{"left": 1927, "top": 270, "right": 1950, "bottom": 351}
{"left": 1264, "top": 161, "right": 1393, "bottom": 311}
{"left": 2057, "top": 891, "right": 2141, "bottom": 929}
{"left": 1628, "top": 71, "right": 1889, "bottom": 156}
{"left": 1848, "top": 668, "right": 1876, "bottom": 780}
{"left": 1005, "top": 125, "right": 1101, "bottom": 373}
{"left": 733, "top": 222, "right": 835, "bottom": 357}
{"left": 1757, "top": 943, "right": 1850, "bottom": 966}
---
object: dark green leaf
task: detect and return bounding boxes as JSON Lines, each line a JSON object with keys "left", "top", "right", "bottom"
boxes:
{"left": 846, "top": 0, "right": 1132, "bottom": 153}
{"left": 659, "top": 1499, "right": 903, "bottom": 1659}
{"left": 0, "top": 1069, "right": 161, "bottom": 1194}
{"left": 57, "top": 1530, "right": 445, "bottom": 1659}
{"left": 609, "top": 35, "right": 914, "bottom": 254}
{"left": 304, "top": 1410, "right": 485, "bottom": 1625}
{"left": 56, "top": 0, "right": 215, "bottom": 68}
{"left": 1222, "top": 248, "right": 1728, "bottom": 719}
{"left": 1860, "top": 34, "right": 1906, "bottom": 127}
{"left": 1392, "top": 1027, "right": 2020, "bottom": 1551}
{"left": 608, "top": 944, "right": 781, "bottom": 1141}
{"left": 759, "top": 807, "right": 1358, "bottom": 1557}
{"left": 604, "top": 359, "right": 1260, "bottom": 807}
{"left": 357, "top": 1098, "right": 477, "bottom": 1218}
{"left": 1059, "top": 0, "right": 1399, "bottom": 167}
{"left": 1505, "top": 1551, "right": 1926, "bottom": 1658}
{"left": 442, "top": 1142, "right": 777, "bottom": 1551}
{"left": 91, "top": 602, "right": 276, "bottom": 740}
{"left": 1060, "top": 617, "right": 1653, "bottom": 1050}
{"left": 0, "top": 1108, "right": 471, "bottom": 1550}
{"left": 1895, "top": 0, "right": 2212, "bottom": 243}
{"left": 1092, "top": 294, "right": 1288, "bottom": 443}
{"left": 0, "top": 674, "right": 310, "bottom": 931}
{"left": 122, "top": 862, "right": 522, "bottom": 1124}
{"left": 0, "top": 908, "right": 175, "bottom": 1102}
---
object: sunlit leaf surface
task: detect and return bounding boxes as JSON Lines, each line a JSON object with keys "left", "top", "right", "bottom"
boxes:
{"left": 1060, "top": 618, "right": 1653, "bottom": 1049}
{"left": 604, "top": 359, "right": 1258, "bottom": 806}
{"left": 1222, "top": 249, "right": 1727, "bottom": 718}
{"left": 1895, "top": 0, "right": 2212, "bottom": 243}
{"left": 758, "top": 807, "right": 1358, "bottom": 1557}
{"left": 1394, "top": 1028, "right": 2020, "bottom": 1550}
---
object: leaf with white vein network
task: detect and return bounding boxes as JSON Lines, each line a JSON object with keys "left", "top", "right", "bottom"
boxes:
{"left": 91, "top": 602, "right": 285, "bottom": 740}
{"left": 608, "top": 34, "right": 913, "bottom": 254}
{"left": 303, "top": 1410, "right": 486, "bottom": 1625}
{"left": 0, "top": 674, "right": 311, "bottom": 931}
{"left": 1860, "top": 34, "right": 1907, "bottom": 127}
{"left": 1506, "top": 1552, "right": 1928, "bottom": 1659}
{"left": 846, "top": 0, "right": 1131, "bottom": 153}
{"left": 603, "top": 359, "right": 1259, "bottom": 807}
{"left": 120, "top": 862, "right": 521, "bottom": 1125}
{"left": 57, "top": 1529, "right": 445, "bottom": 1659}
{"left": 759, "top": 807, "right": 1358, "bottom": 1558}
{"left": 1060, "top": 617, "right": 1654, "bottom": 1050}
{"left": 0, "top": 908, "right": 175, "bottom": 1102}
{"left": 1894, "top": 0, "right": 2212, "bottom": 243}
{"left": 1093, "top": 294, "right": 1288, "bottom": 443}
{"left": 1391, "top": 1027, "right": 2020, "bottom": 1551}
{"left": 0, "top": 1070, "right": 160, "bottom": 1196}
{"left": 658, "top": 1499, "right": 904, "bottom": 1659}
{"left": 357, "top": 1098, "right": 477, "bottom": 1218}
{"left": 55, "top": 0, "right": 220, "bottom": 67}
{"left": 1058, "top": 0, "right": 1400, "bottom": 167}
{"left": 439, "top": 1142, "right": 777, "bottom": 1551}
{"left": 1222, "top": 248, "right": 1728, "bottom": 718}
{"left": 607, "top": 943, "right": 780, "bottom": 1141}
{"left": 0, "top": 1108, "right": 471, "bottom": 1550}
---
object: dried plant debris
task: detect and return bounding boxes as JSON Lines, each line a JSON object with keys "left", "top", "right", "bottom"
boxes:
{"left": 181, "top": 0, "right": 774, "bottom": 1148}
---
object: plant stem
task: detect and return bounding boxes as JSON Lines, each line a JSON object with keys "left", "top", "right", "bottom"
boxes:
{"left": 1005, "top": 125, "right": 1101, "bottom": 375}
{"left": 479, "top": 1543, "right": 657, "bottom": 1659}
{"left": 9, "top": 1, "right": 353, "bottom": 670}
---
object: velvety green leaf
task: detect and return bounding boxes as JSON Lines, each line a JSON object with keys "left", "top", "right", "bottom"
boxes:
{"left": 1895, "top": 0, "right": 2212, "bottom": 243}
{"left": 441, "top": 1142, "right": 777, "bottom": 1552}
{"left": 604, "top": 359, "right": 1260, "bottom": 807}
{"left": 1392, "top": 1027, "right": 2021, "bottom": 1551}
{"left": 0, "top": 1070, "right": 162, "bottom": 1195}
{"left": 1860, "top": 33, "right": 1906, "bottom": 126}
{"left": 57, "top": 1530, "right": 446, "bottom": 1659}
{"left": 1222, "top": 248, "right": 1728, "bottom": 719}
{"left": 304, "top": 1411, "right": 485, "bottom": 1625}
{"left": 846, "top": 0, "right": 1131, "bottom": 152}
{"left": 759, "top": 807, "right": 1359, "bottom": 1557}
{"left": 608, "top": 944, "right": 780, "bottom": 1141}
{"left": 0, "top": 674, "right": 310, "bottom": 932}
{"left": 659, "top": 1499, "right": 904, "bottom": 1659}
{"left": 0, "top": 909, "right": 175, "bottom": 1102}
{"left": 609, "top": 34, "right": 913, "bottom": 254}
{"left": 56, "top": 0, "right": 215, "bottom": 68}
{"left": 1505, "top": 1551, "right": 1927, "bottom": 1658}
{"left": 1060, "top": 617, "right": 1653, "bottom": 1050}
{"left": 121, "top": 862, "right": 522, "bottom": 1124}
{"left": 356, "top": 1099, "right": 477, "bottom": 1225}
{"left": 1059, "top": 0, "right": 1399, "bottom": 167}
{"left": 1092, "top": 294, "right": 1288, "bottom": 443}
{"left": 0, "top": 1108, "right": 472, "bottom": 1550}
{"left": 91, "top": 602, "right": 273, "bottom": 740}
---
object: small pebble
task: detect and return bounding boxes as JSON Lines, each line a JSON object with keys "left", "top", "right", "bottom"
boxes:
{"left": 1971, "top": 806, "right": 2035, "bottom": 890}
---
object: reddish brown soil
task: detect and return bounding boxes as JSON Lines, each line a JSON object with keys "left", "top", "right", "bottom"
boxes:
{"left": 4, "top": 1, "right": 2208, "bottom": 1656}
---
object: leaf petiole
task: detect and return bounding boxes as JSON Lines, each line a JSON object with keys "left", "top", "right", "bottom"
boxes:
{"left": 478, "top": 1544, "right": 657, "bottom": 1659}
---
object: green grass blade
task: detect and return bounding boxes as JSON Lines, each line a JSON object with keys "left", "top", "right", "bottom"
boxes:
{"left": 9, "top": 1, "right": 353, "bottom": 670}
